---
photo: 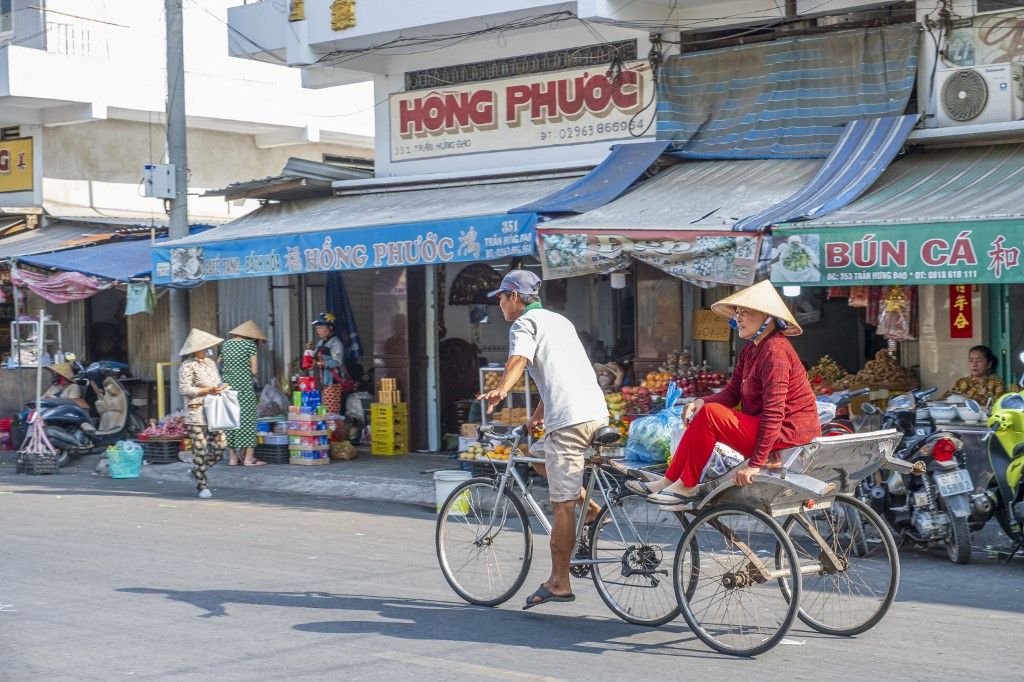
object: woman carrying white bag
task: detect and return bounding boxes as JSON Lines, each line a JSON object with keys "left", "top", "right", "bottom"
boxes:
{"left": 178, "top": 328, "right": 236, "bottom": 499}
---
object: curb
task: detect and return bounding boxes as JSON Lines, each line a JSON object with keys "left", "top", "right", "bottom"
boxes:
{"left": 136, "top": 461, "right": 438, "bottom": 508}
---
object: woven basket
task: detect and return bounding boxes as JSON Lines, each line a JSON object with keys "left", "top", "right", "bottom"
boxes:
{"left": 16, "top": 451, "right": 58, "bottom": 475}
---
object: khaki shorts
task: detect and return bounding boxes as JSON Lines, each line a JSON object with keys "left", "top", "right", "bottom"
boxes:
{"left": 530, "top": 420, "right": 605, "bottom": 503}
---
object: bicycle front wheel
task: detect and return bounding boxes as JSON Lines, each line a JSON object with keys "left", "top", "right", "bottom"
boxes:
{"left": 590, "top": 495, "right": 686, "bottom": 626}
{"left": 435, "top": 478, "right": 533, "bottom": 606}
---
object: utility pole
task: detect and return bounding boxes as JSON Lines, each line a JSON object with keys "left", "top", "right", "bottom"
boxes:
{"left": 166, "top": 0, "right": 189, "bottom": 410}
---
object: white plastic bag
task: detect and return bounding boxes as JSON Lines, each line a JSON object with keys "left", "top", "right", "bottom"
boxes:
{"left": 203, "top": 390, "right": 240, "bottom": 431}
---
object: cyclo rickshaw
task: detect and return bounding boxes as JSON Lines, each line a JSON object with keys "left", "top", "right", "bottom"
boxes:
{"left": 435, "top": 423, "right": 916, "bottom": 657}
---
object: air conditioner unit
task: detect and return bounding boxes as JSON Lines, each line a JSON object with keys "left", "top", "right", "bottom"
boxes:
{"left": 934, "top": 62, "right": 1024, "bottom": 127}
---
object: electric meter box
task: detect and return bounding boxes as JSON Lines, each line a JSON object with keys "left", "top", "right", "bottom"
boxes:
{"left": 143, "top": 163, "right": 176, "bottom": 199}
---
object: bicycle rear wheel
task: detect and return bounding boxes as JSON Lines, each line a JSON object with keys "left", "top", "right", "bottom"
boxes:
{"left": 435, "top": 478, "right": 533, "bottom": 606}
{"left": 589, "top": 495, "right": 686, "bottom": 626}
{"left": 779, "top": 494, "right": 899, "bottom": 636}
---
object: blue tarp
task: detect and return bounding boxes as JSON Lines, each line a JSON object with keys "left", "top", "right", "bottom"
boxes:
{"left": 18, "top": 226, "right": 213, "bottom": 282}
{"left": 735, "top": 114, "right": 918, "bottom": 232}
{"left": 656, "top": 24, "right": 919, "bottom": 159}
{"left": 509, "top": 140, "right": 671, "bottom": 215}
{"left": 19, "top": 237, "right": 165, "bottom": 282}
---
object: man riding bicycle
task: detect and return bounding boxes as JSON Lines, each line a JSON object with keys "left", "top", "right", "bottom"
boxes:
{"left": 477, "top": 270, "right": 608, "bottom": 609}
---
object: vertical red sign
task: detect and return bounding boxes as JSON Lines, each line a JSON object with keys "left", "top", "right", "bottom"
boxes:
{"left": 949, "top": 284, "right": 973, "bottom": 339}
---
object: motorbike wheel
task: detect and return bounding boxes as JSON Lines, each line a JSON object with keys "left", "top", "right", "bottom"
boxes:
{"left": 941, "top": 498, "right": 972, "bottom": 564}
{"left": 55, "top": 448, "right": 70, "bottom": 469}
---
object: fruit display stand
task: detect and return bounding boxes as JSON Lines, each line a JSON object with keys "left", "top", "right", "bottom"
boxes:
{"left": 371, "top": 402, "right": 408, "bottom": 456}
{"left": 479, "top": 367, "right": 534, "bottom": 446}
{"left": 288, "top": 413, "right": 330, "bottom": 465}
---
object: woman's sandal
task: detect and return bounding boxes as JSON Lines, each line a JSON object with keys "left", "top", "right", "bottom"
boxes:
{"left": 242, "top": 460, "right": 267, "bottom": 467}
{"left": 522, "top": 584, "right": 576, "bottom": 610}
{"left": 625, "top": 479, "right": 661, "bottom": 496}
{"left": 647, "top": 490, "right": 698, "bottom": 505}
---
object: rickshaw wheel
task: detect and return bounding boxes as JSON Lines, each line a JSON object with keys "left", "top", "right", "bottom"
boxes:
{"left": 673, "top": 503, "right": 800, "bottom": 657}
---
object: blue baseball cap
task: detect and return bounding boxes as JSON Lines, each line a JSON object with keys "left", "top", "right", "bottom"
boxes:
{"left": 488, "top": 269, "right": 542, "bottom": 298}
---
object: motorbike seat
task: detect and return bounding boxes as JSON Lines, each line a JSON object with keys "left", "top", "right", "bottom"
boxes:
{"left": 29, "top": 398, "right": 80, "bottom": 409}
{"left": 96, "top": 376, "right": 128, "bottom": 433}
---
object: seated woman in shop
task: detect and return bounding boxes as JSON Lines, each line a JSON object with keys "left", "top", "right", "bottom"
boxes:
{"left": 627, "top": 281, "right": 821, "bottom": 504}
{"left": 941, "top": 345, "right": 1005, "bottom": 406}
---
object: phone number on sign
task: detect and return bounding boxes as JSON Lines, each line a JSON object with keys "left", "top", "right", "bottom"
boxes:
{"left": 539, "top": 120, "right": 645, "bottom": 142}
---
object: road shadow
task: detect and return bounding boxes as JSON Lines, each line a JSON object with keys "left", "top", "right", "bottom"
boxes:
{"left": 116, "top": 588, "right": 723, "bottom": 659}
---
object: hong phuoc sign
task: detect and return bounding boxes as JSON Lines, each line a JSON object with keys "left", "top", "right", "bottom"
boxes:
{"left": 769, "top": 222, "right": 1024, "bottom": 285}
{"left": 151, "top": 214, "right": 537, "bottom": 284}
{"left": 389, "top": 61, "right": 654, "bottom": 161}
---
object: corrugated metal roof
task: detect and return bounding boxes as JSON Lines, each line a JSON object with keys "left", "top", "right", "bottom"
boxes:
{"left": 541, "top": 158, "right": 821, "bottom": 232}
{"left": 0, "top": 223, "right": 114, "bottom": 259}
{"left": 204, "top": 157, "right": 373, "bottom": 202}
{"left": 163, "top": 174, "right": 584, "bottom": 247}
{"left": 792, "top": 143, "right": 1024, "bottom": 228}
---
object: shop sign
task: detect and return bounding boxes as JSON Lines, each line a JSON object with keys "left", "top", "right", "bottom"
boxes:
{"left": 693, "top": 309, "right": 731, "bottom": 342}
{"left": 389, "top": 61, "right": 654, "bottom": 161}
{"left": 151, "top": 213, "right": 537, "bottom": 284}
{"left": 0, "top": 138, "right": 33, "bottom": 193}
{"left": 769, "top": 222, "right": 1024, "bottom": 285}
{"left": 949, "top": 284, "right": 974, "bottom": 339}
{"left": 538, "top": 230, "right": 761, "bottom": 286}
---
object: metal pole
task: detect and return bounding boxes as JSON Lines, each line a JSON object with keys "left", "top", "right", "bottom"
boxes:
{"left": 35, "top": 309, "right": 44, "bottom": 409}
{"left": 166, "top": 0, "right": 189, "bottom": 410}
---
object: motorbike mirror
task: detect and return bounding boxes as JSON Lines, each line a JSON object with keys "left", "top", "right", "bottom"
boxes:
{"left": 964, "top": 399, "right": 981, "bottom": 413}
{"left": 860, "top": 402, "right": 879, "bottom": 415}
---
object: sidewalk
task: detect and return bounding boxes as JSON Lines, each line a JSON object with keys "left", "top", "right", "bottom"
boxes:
{"left": 0, "top": 448, "right": 486, "bottom": 509}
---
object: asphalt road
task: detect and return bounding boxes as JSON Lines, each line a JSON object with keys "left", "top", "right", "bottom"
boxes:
{"left": 2, "top": 473, "right": 1022, "bottom": 681}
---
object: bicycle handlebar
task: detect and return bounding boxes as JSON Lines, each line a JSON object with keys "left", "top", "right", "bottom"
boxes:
{"left": 477, "top": 424, "right": 527, "bottom": 444}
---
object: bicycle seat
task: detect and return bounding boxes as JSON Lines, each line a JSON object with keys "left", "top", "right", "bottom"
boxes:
{"left": 591, "top": 425, "right": 622, "bottom": 447}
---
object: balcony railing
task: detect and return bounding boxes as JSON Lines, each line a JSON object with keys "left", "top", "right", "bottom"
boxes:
{"left": 45, "top": 21, "right": 92, "bottom": 57}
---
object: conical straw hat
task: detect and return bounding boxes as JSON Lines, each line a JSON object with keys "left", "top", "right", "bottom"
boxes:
{"left": 48, "top": 362, "right": 75, "bottom": 380}
{"left": 228, "top": 320, "right": 267, "bottom": 341}
{"left": 710, "top": 280, "right": 802, "bottom": 336}
{"left": 178, "top": 328, "right": 224, "bottom": 356}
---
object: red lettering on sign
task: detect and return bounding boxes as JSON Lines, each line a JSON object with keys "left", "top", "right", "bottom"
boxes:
{"left": 825, "top": 242, "right": 850, "bottom": 268}
{"left": 921, "top": 239, "right": 950, "bottom": 266}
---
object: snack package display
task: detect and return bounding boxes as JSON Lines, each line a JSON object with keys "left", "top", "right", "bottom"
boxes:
{"left": 625, "top": 384, "right": 684, "bottom": 464}
{"left": 257, "top": 383, "right": 290, "bottom": 418}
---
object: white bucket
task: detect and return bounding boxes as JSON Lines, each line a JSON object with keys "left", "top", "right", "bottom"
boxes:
{"left": 434, "top": 470, "right": 472, "bottom": 514}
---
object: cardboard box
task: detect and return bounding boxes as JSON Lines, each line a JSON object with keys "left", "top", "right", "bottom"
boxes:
{"left": 460, "top": 422, "right": 480, "bottom": 438}
{"left": 458, "top": 436, "right": 478, "bottom": 452}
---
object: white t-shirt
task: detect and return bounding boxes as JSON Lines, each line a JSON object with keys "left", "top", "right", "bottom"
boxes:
{"left": 508, "top": 307, "right": 608, "bottom": 433}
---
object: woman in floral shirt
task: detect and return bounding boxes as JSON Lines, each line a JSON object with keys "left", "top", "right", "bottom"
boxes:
{"left": 941, "top": 345, "right": 1005, "bottom": 408}
{"left": 178, "top": 328, "right": 229, "bottom": 499}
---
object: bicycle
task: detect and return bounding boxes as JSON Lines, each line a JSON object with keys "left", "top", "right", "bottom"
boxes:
{"left": 435, "top": 423, "right": 687, "bottom": 626}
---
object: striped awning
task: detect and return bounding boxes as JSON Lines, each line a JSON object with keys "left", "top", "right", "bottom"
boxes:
{"left": 734, "top": 114, "right": 918, "bottom": 231}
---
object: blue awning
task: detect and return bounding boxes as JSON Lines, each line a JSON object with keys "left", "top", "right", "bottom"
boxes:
{"left": 18, "top": 237, "right": 164, "bottom": 281}
{"left": 509, "top": 140, "right": 671, "bottom": 215}
{"left": 733, "top": 114, "right": 918, "bottom": 232}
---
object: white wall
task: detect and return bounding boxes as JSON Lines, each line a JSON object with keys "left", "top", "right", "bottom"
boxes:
{"left": 20, "top": 0, "right": 373, "bottom": 137}
{"left": 916, "top": 284, "right": 984, "bottom": 394}
{"left": 32, "top": 119, "right": 367, "bottom": 220}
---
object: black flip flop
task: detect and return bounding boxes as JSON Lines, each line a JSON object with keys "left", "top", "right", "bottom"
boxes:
{"left": 522, "top": 584, "right": 575, "bottom": 610}
{"left": 625, "top": 479, "right": 659, "bottom": 495}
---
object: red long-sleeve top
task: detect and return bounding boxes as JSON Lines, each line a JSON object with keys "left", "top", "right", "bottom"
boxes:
{"left": 703, "top": 333, "right": 821, "bottom": 467}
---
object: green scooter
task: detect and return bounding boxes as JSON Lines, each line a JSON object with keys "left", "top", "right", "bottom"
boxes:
{"left": 981, "top": 351, "right": 1024, "bottom": 561}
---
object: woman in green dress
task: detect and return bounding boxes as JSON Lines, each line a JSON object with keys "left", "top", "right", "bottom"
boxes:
{"left": 222, "top": 320, "right": 267, "bottom": 466}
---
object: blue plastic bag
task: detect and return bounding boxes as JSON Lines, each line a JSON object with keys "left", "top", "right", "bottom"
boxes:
{"left": 625, "top": 383, "right": 684, "bottom": 464}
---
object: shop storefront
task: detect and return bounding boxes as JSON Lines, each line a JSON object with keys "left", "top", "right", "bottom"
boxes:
{"left": 151, "top": 172, "right": 589, "bottom": 451}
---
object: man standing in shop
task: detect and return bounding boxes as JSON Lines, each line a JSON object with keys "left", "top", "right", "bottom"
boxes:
{"left": 478, "top": 269, "right": 608, "bottom": 610}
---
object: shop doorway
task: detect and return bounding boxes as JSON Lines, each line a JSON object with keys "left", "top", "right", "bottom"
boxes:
{"left": 86, "top": 288, "right": 127, "bottom": 364}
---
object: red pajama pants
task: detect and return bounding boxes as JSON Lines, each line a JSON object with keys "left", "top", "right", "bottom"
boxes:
{"left": 666, "top": 403, "right": 794, "bottom": 487}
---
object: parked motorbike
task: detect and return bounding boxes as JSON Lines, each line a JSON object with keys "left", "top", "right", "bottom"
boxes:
{"left": 860, "top": 387, "right": 976, "bottom": 563}
{"left": 14, "top": 360, "right": 144, "bottom": 467}
{"left": 818, "top": 387, "right": 870, "bottom": 436}
{"left": 980, "top": 350, "right": 1024, "bottom": 561}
